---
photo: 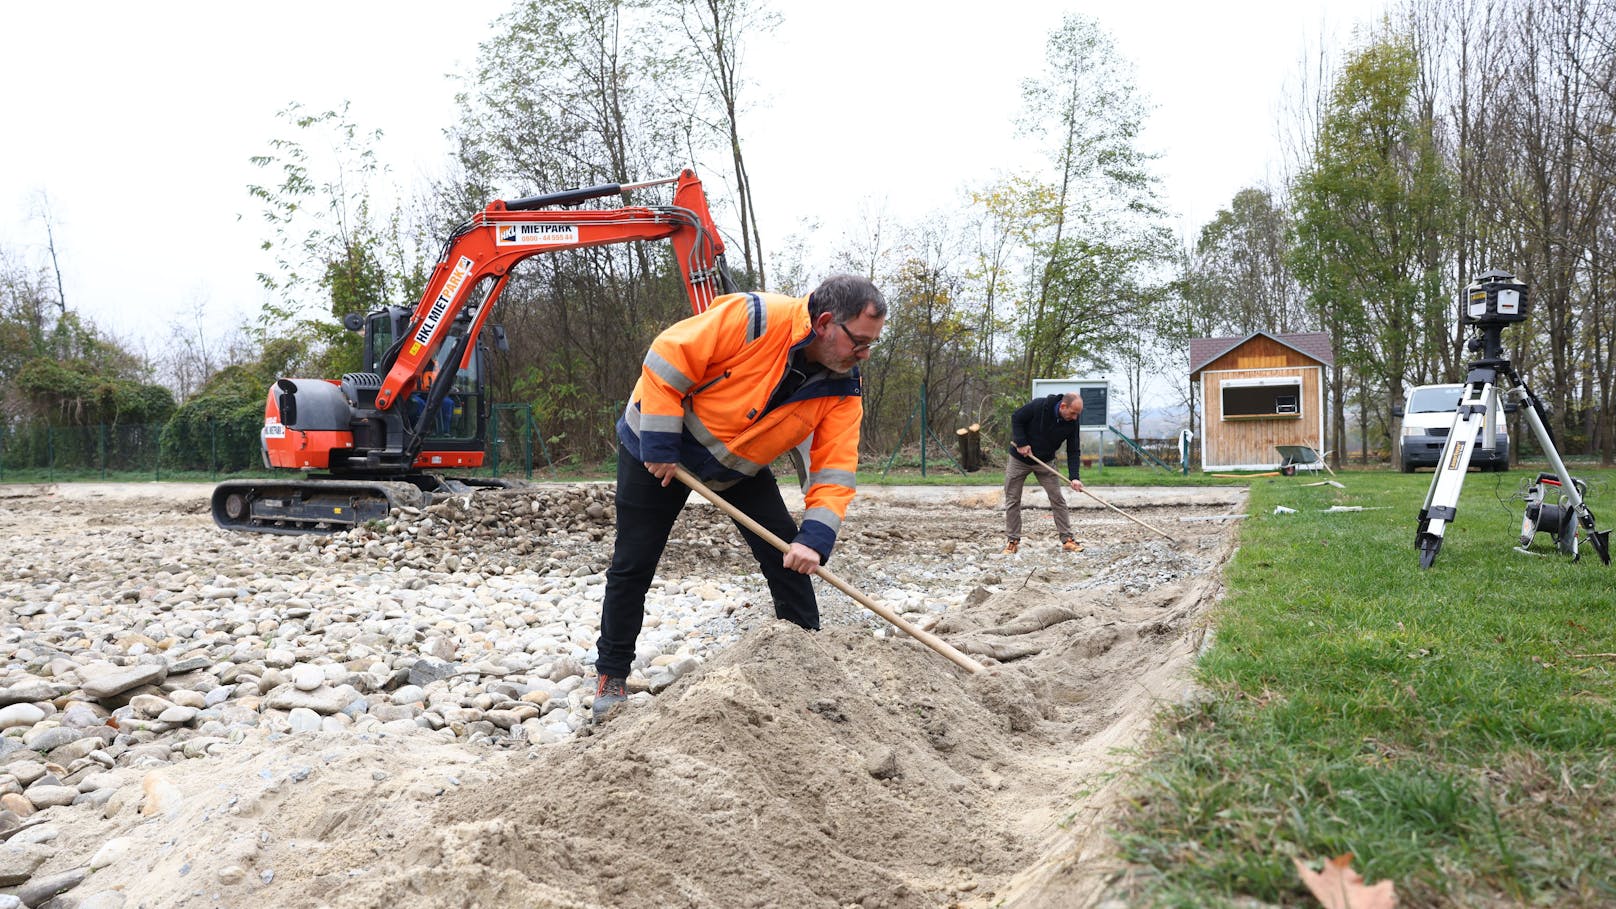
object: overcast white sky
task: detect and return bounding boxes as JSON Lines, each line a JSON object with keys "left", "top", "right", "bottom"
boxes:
{"left": 1, "top": 0, "right": 1390, "bottom": 374}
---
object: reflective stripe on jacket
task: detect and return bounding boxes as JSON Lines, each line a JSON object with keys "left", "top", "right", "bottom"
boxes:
{"left": 617, "top": 292, "right": 863, "bottom": 559}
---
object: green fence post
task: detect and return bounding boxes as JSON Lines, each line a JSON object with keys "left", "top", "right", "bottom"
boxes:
{"left": 522, "top": 406, "right": 534, "bottom": 480}
{"left": 154, "top": 423, "right": 161, "bottom": 481}
{"left": 488, "top": 407, "right": 501, "bottom": 478}
{"left": 919, "top": 385, "right": 928, "bottom": 478}
{"left": 209, "top": 417, "right": 218, "bottom": 480}
{"left": 100, "top": 423, "right": 108, "bottom": 481}
{"left": 47, "top": 425, "right": 55, "bottom": 483}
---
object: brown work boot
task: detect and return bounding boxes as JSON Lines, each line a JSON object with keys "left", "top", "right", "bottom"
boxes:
{"left": 591, "top": 674, "right": 628, "bottom": 720}
{"left": 1001, "top": 538, "right": 1020, "bottom": 555}
{"left": 1061, "top": 536, "right": 1083, "bottom": 553}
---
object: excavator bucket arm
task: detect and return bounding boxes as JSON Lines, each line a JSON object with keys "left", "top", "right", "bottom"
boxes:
{"left": 375, "top": 169, "right": 731, "bottom": 411}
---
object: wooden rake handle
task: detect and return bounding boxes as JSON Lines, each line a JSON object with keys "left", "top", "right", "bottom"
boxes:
{"left": 1023, "top": 452, "right": 1177, "bottom": 542}
{"left": 672, "top": 466, "right": 984, "bottom": 675}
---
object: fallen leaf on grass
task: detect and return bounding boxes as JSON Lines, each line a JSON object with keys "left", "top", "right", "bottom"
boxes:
{"left": 1294, "top": 853, "right": 1398, "bottom": 909}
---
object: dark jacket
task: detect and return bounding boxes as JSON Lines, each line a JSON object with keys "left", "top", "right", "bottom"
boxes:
{"left": 1009, "top": 394, "right": 1081, "bottom": 478}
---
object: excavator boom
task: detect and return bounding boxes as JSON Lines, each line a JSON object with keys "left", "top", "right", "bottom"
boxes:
{"left": 376, "top": 170, "right": 729, "bottom": 411}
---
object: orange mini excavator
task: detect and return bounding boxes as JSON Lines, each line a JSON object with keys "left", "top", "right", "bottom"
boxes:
{"left": 212, "top": 169, "right": 734, "bottom": 534}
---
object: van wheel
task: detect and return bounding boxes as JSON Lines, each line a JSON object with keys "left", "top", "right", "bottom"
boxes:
{"left": 1399, "top": 458, "right": 1415, "bottom": 474}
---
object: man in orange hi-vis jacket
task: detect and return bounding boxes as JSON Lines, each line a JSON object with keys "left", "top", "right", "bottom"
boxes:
{"left": 592, "top": 274, "right": 887, "bottom": 719}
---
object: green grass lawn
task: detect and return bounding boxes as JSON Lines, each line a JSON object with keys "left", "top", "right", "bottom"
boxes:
{"left": 1115, "top": 467, "right": 1616, "bottom": 907}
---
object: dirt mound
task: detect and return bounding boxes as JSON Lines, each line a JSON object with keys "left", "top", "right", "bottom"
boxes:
{"left": 315, "top": 623, "right": 1036, "bottom": 908}
{"left": 288, "top": 550, "right": 1231, "bottom": 908}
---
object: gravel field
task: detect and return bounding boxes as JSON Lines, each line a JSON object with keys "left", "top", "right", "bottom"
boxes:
{"left": 0, "top": 479, "right": 1244, "bottom": 908}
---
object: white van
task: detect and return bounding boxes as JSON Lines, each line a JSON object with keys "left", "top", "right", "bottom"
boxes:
{"left": 1394, "top": 383, "right": 1510, "bottom": 473}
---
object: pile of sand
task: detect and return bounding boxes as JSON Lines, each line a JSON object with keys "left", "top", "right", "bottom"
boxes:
{"left": 81, "top": 567, "right": 1221, "bottom": 908}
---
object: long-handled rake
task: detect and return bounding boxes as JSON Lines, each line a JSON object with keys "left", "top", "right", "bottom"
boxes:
{"left": 1021, "top": 451, "right": 1178, "bottom": 544}
{"left": 673, "top": 466, "right": 985, "bottom": 675}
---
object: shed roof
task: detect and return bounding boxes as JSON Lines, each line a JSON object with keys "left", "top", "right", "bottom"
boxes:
{"left": 1189, "top": 330, "right": 1334, "bottom": 377}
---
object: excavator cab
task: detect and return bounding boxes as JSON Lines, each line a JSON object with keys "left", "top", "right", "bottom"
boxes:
{"left": 360, "top": 307, "right": 487, "bottom": 446}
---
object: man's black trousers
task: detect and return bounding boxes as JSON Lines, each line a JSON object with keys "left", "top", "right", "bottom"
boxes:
{"left": 594, "top": 445, "right": 819, "bottom": 679}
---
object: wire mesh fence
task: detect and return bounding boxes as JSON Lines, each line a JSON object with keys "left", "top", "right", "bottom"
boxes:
{"left": 0, "top": 407, "right": 559, "bottom": 482}
{"left": 0, "top": 421, "right": 213, "bottom": 481}
{"left": 485, "top": 403, "right": 555, "bottom": 479}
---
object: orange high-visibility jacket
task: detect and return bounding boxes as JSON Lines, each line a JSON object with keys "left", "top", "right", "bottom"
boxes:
{"left": 617, "top": 292, "right": 864, "bottom": 559}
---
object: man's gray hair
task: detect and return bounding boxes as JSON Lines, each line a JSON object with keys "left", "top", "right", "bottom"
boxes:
{"left": 808, "top": 274, "right": 886, "bottom": 322}
{"left": 1062, "top": 393, "right": 1083, "bottom": 407}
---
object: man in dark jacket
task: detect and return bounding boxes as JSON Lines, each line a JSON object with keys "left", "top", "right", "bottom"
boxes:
{"left": 1002, "top": 392, "right": 1085, "bottom": 554}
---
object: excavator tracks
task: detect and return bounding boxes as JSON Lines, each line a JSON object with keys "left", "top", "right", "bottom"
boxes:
{"left": 211, "top": 478, "right": 429, "bottom": 536}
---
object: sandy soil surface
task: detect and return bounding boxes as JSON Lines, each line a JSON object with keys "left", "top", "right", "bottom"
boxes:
{"left": 0, "top": 480, "right": 1245, "bottom": 908}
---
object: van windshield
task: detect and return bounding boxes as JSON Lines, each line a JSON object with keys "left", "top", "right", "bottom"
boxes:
{"left": 1408, "top": 386, "right": 1462, "bottom": 413}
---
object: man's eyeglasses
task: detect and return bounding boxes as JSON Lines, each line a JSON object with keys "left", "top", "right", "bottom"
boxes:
{"left": 837, "top": 322, "right": 878, "bottom": 353}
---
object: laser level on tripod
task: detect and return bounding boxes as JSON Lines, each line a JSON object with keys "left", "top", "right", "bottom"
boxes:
{"left": 1413, "top": 270, "right": 1611, "bottom": 568}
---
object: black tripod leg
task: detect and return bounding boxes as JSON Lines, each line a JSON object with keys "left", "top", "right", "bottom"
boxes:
{"left": 1585, "top": 525, "right": 1612, "bottom": 565}
{"left": 1418, "top": 533, "right": 1443, "bottom": 569}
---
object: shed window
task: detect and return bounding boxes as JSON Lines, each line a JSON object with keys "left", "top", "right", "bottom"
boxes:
{"left": 1221, "top": 376, "right": 1302, "bottom": 419}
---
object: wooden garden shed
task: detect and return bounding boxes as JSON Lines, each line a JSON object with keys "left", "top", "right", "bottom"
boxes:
{"left": 1189, "top": 331, "right": 1333, "bottom": 471}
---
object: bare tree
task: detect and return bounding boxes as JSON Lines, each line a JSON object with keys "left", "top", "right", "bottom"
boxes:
{"left": 1009, "top": 14, "right": 1171, "bottom": 390}
{"left": 1188, "top": 187, "right": 1306, "bottom": 336}
{"left": 668, "top": 0, "right": 777, "bottom": 286}
{"left": 28, "top": 191, "right": 68, "bottom": 316}
{"left": 158, "top": 297, "right": 235, "bottom": 401}
{"left": 452, "top": 0, "right": 716, "bottom": 457}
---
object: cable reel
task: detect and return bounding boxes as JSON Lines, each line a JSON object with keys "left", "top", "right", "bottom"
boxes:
{"left": 1518, "top": 472, "right": 1587, "bottom": 557}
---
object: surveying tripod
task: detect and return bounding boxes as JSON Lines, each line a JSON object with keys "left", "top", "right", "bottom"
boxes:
{"left": 1415, "top": 273, "right": 1611, "bottom": 569}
